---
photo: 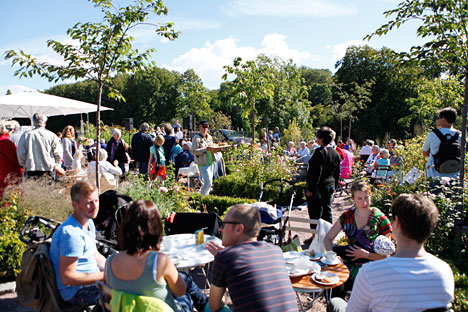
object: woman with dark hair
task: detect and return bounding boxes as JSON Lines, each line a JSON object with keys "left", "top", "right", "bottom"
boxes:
{"left": 305, "top": 126, "right": 341, "bottom": 224}
{"left": 104, "top": 200, "right": 208, "bottom": 312}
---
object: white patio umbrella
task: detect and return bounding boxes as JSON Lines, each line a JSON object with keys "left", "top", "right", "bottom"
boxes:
{"left": 0, "top": 90, "right": 113, "bottom": 123}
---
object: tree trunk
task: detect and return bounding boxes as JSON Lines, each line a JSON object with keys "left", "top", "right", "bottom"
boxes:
{"left": 340, "top": 118, "right": 343, "bottom": 140}
{"left": 95, "top": 83, "right": 103, "bottom": 192}
{"left": 252, "top": 99, "right": 256, "bottom": 142}
{"left": 459, "top": 71, "right": 468, "bottom": 216}
{"left": 348, "top": 118, "right": 352, "bottom": 140}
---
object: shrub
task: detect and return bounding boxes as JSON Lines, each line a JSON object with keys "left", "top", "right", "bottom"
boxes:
{"left": 118, "top": 172, "right": 191, "bottom": 218}
{"left": 188, "top": 193, "right": 256, "bottom": 216}
{"left": 0, "top": 190, "right": 29, "bottom": 281}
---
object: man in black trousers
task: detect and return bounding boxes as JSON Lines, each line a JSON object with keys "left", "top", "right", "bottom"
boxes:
{"left": 306, "top": 126, "right": 341, "bottom": 224}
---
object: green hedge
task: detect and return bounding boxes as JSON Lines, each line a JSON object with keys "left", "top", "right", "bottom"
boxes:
{"left": 212, "top": 174, "right": 307, "bottom": 205}
{"left": 188, "top": 193, "right": 256, "bottom": 217}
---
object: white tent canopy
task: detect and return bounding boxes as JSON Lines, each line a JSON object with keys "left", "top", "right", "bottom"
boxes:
{"left": 0, "top": 90, "right": 113, "bottom": 121}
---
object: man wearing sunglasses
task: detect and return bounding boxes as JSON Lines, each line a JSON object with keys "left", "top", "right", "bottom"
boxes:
{"left": 207, "top": 205, "right": 297, "bottom": 312}
{"left": 191, "top": 120, "right": 223, "bottom": 195}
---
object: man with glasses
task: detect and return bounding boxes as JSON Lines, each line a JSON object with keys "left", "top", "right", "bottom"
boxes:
{"left": 422, "top": 107, "right": 461, "bottom": 180}
{"left": 191, "top": 120, "right": 223, "bottom": 195}
{"left": 207, "top": 204, "right": 297, "bottom": 312}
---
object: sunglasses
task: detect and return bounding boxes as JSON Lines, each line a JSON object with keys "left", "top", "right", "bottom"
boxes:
{"left": 221, "top": 220, "right": 241, "bottom": 227}
{"left": 201, "top": 124, "right": 209, "bottom": 128}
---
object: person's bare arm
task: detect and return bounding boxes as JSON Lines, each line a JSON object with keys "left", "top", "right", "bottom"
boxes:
{"left": 209, "top": 285, "right": 226, "bottom": 312}
{"left": 95, "top": 250, "right": 106, "bottom": 271}
{"left": 59, "top": 256, "right": 104, "bottom": 286}
{"left": 345, "top": 246, "right": 387, "bottom": 261}
{"left": 323, "top": 221, "right": 342, "bottom": 251}
{"left": 159, "top": 253, "right": 186, "bottom": 297}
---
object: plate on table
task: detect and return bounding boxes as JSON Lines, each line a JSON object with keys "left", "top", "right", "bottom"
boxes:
{"left": 320, "top": 257, "right": 340, "bottom": 266}
{"left": 311, "top": 272, "right": 339, "bottom": 286}
{"left": 283, "top": 251, "right": 303, "bottom": 264}
{"left": 302, "top": 250, "right": 323, "bottom": 261}
{"left": 286, "top": 265, "right": 310, "bottom": 277}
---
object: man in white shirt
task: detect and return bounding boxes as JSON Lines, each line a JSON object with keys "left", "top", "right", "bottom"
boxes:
{"left": 358, "top": 139, "right": 374, "bottom": 162}
{"left": 328, "top": 193, "right": 454, "bottom": 312}
{"left": 422, "top": 107, "right": 461, "bottom": 180}
{"left": 364, "top": 145, "right": 380, "bottom": 175}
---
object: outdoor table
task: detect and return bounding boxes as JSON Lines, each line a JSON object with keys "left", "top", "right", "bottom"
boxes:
{"left": 289, "top": 258, "right": 349, "bottom": 311}
{"left": 161, "top": 233, "right": 222, "bottom": 287}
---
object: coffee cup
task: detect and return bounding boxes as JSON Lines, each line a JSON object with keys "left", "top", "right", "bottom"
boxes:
{"left": 325, "top": 251, "right": 337, "bottom": 263}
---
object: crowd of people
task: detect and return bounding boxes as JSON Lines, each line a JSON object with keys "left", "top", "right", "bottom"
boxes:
{"left": 1, "top": 107, "right": 460, "bottom": 311}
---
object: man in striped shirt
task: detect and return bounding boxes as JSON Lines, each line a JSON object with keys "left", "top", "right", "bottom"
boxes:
{"left": 207, "top": 204, "right": 298, "bottom": 312}
{"left": 328, "top": 194, "right": 454, "bottom": 312}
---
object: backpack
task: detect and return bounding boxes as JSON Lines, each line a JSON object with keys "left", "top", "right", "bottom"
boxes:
{"left": 432, "top": 128, "right": 461, "bottom": 174}
{"left": 16, "top": 241, "right": 83, "bottom": 312}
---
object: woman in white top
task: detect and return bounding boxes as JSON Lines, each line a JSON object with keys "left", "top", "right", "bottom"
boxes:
{"left": 87, "top": 149, "right": 122, "bottom": 187}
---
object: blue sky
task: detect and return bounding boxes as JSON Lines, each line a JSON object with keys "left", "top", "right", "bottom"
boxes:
{"left": 0, "top": 0, "right": 426, "bottom": 94}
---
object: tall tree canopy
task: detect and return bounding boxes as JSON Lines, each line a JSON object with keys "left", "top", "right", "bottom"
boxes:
{"left": 365, "top": 0, "right": 468, "bottom": 190}
{"left": 4, "top": 0, "right": 179, "bottom": 188}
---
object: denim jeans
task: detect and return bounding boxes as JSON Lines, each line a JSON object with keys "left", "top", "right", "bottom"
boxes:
{"left": 66, "top": 284, "right": 100, "bottom": 307}
{"left": 307, "top": 184, "right": 335, "bottom": 224}
{"left": 199, "top": 164, "right": 214, "bottom": 196}
{"left": 175, "top": 272, "right": 208, "bottom": 312}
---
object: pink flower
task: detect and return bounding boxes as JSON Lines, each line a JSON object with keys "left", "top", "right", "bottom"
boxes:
{"left": 236, "top": 169, "right": 240, "bottom": 172}
{"left": 173, "top": 185, "right": 180, "bottom": 192}
{"left": 440, "top": 177, "right": 451, "bottom": 185}
{"left": 159, "top": 186, "right": 168, "bottom": 193}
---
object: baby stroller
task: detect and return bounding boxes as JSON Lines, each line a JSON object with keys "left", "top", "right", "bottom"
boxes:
{"left": 256, "top": 178, "right": 296, "bottom": 245}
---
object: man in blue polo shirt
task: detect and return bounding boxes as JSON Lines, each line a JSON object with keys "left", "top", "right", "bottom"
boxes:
{"left": 50, "top": 180, "right": 106, "bottom": 306}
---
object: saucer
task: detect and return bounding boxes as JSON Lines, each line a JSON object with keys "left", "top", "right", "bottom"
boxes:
{"left": 311, "top": 272, "right": 339, "bottom": 285}
{"left": 320, "top": 257, "right": 340, "bottom": 266}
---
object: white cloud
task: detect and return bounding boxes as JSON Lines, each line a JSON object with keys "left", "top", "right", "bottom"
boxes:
{"left": 331, "top": 40, "right": 367, "bottom": 61}
{"left": 224, "top": 0, "right": 356, "bottom": 17}
{"left": 0, "top": 84, "right": 36, "bottom": 95}
{"left": 163, "top": 34, "right": 318, "bottom": 89}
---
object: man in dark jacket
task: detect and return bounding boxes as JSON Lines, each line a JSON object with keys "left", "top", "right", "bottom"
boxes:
{"left": 131, "top": 122, "right": 153, "bottom": 175}
{"left": 306, "top": 126, "right": 341, "bottom": 224}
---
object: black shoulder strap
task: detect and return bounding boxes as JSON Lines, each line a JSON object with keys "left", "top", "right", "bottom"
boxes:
{"left": 433, "top": 128, "right": 460, "bottom": 143}
{"left": 432, "top": 128, "right": 445, "bottom": 142}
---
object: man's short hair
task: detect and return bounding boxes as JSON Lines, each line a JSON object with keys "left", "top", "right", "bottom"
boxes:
{"left": 391, "top": 194, "right": 439, "bottom": 244}
{"left": 98, "top": 149, "right": 108, "bottom": 162}
{"left": 228, "top": 204, "right": 261, "bottom": 238}
{"left": 163, "top": 123, "right": 173, "bottom": 135}
{"left": 32, "top": 113, "right": 47, "bottom": 127}
{"left": 372, "top": 145, "right": 380, "bottom": 152}
{"left": 438, "top": 107, "right": 457, "bottom": 124}
{"left": 140, "top": 122, "right": 150, "bottom": 132}
{"left": 70, "top": 180, "right": 97, "bottom": 203}
{"left": 316, "top": 127, "right": 334, "bottom": 146}
{"left": 367, "top": 140, "right": 374, "bottom": 146}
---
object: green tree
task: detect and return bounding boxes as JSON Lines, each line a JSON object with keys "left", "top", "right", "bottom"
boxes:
{"left": 4, "top": 0, "right": 179, "bottom": 188}
{"left": 334, "top": 45, "right": 423, "bottom": 142}
{"left": 331, "top": 80, "right": 373, "bottom": 140}
{"left": 176, "top": 69, "right": 212, "bottom": 128}
{"left": 365, "top": 0, "right": 468, "bottom": 187}
{"left": 399, "top": 76, "right": 463, "bottom": 134}
{"left": 223, "top": 55, "right": 275, "bottom": 141}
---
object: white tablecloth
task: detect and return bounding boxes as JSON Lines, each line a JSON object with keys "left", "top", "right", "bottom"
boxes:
{"left": 161, "top": 233, "right": 222, "bottom": 269}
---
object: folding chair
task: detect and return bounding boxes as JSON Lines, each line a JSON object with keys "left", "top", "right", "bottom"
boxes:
{"left": 374, "top": 165, "right": 391, "bottom": 184}
{"left": 97, "top": 281, "right": 174, "bottom": 312}
{"left": 178, "top": 162, "right": 201, "bottom": 190}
